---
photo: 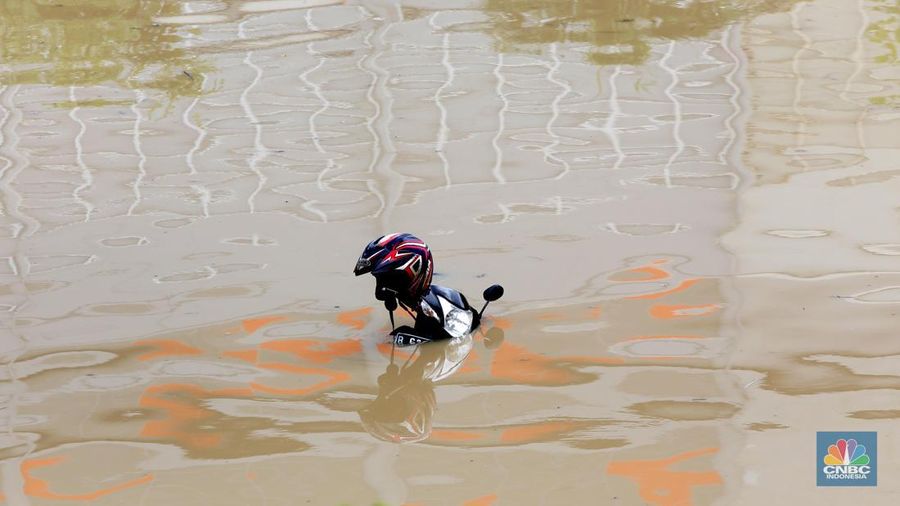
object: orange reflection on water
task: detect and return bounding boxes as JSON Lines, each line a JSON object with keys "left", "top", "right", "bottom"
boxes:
{"left": 136, "top": 334, "right": 364, "bottom": 450}
{"left": 499, "top": 420, "right": 581, "bottom": 443}
{"left": 336, "top": 306, "right": 373, "bottom": 330}
{"left": 610, "top": 264, "right": 673, "bottom": 283}
{"left": 241, "top": 315, "right": 286, "bottom": 334}
{"left": 463, "top": 494, "right": 498, "bottom": 506}
{"left": 607, "top": 447, "right": 722, "bottom": 506}
{"left": 21, "top": 456, "right": 153, "bottom": 501}
{"left": 222, "top": 348, "right": 259, "bottom": 363}
{"left": 260, "top": 338, "right": 361, "bottom": 363}
{"left": 491, "top": 343, "right": 576, "bottom": 384}
{"left": 626, "top": 279, "right": 701, "bottom": 301}
{"left": 135, "top": 339, "right": 202, "bottom": 361}
{"left": 249, "top": 337, "right": 362, "bottom": 395}
{"left": 428, "top": 419, "right": 595, "bottom": 447}
{"left": 649, "top": 304, "right": 721, "bottom": 319}
{"left": 537, "top": 311, "right": 565, "bottom": 320}
{"left": 429, "top": 429, "right": 485, "bottom": 442}
{"left": 250, "top": 362, "right": 351, "bottom": 396}
{"left": 139, "top": 383, "right": 251, "bottom": 448}
{"left": 491, "top": 342, "right": 622, "bottom": 385}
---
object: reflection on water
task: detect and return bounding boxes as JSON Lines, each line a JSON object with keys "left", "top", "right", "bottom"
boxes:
{"left": 0, "top": 0, "right": 207, "bottom": 100}
{"left": 1, "top": 0, "right": 898, "bottom": 504}
{"left": 479, "top": 0, "right": 793, "bottom": 64}
{"left": 359, "top": 333, "right": 473, "bottom": 443}
{"left": 3, "top": 258, "right": 725, "bottom": 460}
{"left": 866, "top": 0, "right": 899, "bottom": 105}
{"left": 868, "top": 0, "right": 899, "bottom": 63}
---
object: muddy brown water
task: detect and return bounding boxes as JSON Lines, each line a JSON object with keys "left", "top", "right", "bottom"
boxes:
{"left": 0, "top": 0, "right": 898, "bottom": 504}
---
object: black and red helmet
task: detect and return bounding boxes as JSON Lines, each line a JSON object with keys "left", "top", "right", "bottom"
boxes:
{"left": 354, "top": 233, "right": 434, "bottom": 303}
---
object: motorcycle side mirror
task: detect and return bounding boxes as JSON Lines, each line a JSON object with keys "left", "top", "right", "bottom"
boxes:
{"left": 483, "top": 284, "right": 504, "bottom": 302}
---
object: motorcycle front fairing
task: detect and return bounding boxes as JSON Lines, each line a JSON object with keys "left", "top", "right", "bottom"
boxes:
{"left": 389, "top": 285, "right": 479, "bottom": 345}
{"left": 418, "top": 284, "right": 480, "bottom": 339}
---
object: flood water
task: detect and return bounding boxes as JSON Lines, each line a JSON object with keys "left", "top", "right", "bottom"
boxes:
{"left": 1, "top": 0, "right": 898, "bottom": 504}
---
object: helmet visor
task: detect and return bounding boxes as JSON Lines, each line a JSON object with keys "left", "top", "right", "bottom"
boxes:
{"left": 354, "top": 257, "right": 372, "bottom": 275}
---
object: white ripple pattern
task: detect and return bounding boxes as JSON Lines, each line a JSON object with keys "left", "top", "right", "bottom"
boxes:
{"left": 183, "top": 78, "right": 206, "bottom": 178}
{"left": 239, "top": 19, "right": 269, "bottom": 214}
{"left": 127, "top": 90, "right": 147, "bottom": 216}
{"left": 719, "top": 26, "right": 742, "bottom": 170}
{"left": 790, "top": 2, "right": 811, "bottom": 173}
{"left": 843, "top": 0, "right": 869, "bottom": 150}
{"left": 0, "top": 7, "right": 759, "bottom": 240}
{"left": 68, "top": 86, "right": 94, "bottom": 222}
{"left": 0, "top": 85, "right": 37, "bottom": 238}
{"left": 546, "top": 43, "right": 572, "bottom": 181}
{"left": 297, "top": 51, "right": 330, "bottom": 221}
{"left": 365, "top": 2, "right": 403, "bottom": 224}
{"left": 659, "top": 41, "right": 684, "bottom": 189}
{"left": 0, "top": 85, "right": 10, "bottom": 197}
{"left": 430, "top": 12, "right": 453, "bottom": 188}
{"left": 605, "top": 65, "right": 625, "bottom": 171}
{"left": 491, "top": 53, "right": 508, "bottom": 184}
{"left": 358, "top": 27, "right": 386, "bottom": 216}
{"left": 302, "top": 10, "right": 333, "bottom": 192}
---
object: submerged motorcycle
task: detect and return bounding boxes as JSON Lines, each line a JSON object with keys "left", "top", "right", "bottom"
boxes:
{"left": 354, "top": 233, "right": 505, "bottom": 442}
{"left": 353, "top": 232, "right": 504, "bottom": 347}
{"left": 386, "top": 283, "right": 504, "bottom": 346}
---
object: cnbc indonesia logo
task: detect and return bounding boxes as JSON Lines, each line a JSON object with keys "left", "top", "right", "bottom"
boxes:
{"left": 817, "top": 432, "right": 877, "bottom": 487}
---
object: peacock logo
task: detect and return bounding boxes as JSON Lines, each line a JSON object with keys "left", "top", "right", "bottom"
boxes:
{"left": 823, "top": 438, "right": 869, "bottom": 466}
{"left": 817, "top": 432, "right": 877, "bottom": 486}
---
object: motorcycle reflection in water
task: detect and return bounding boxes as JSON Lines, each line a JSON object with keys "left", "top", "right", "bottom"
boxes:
{"left": 358, "top": 326, "right": 505, "bottom": 443}
{"left": 353, "top": 234, "right": 505, "bottom": 442}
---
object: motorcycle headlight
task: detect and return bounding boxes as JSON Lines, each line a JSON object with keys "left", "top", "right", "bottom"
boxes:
{"left": 444, "top": 308, "right": 473, "bottom": 338}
